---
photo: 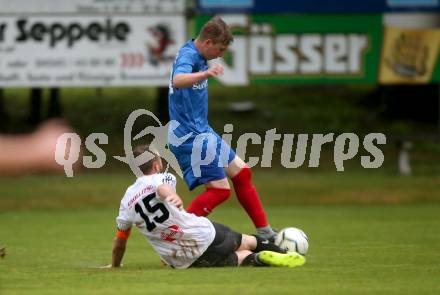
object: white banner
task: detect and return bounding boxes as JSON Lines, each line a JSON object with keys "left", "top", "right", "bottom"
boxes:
{"left": 0, "top": 0, "right": 185, "bottom": 14}
{"left": 0, "top": 15, "right": 185, "bottom": 87}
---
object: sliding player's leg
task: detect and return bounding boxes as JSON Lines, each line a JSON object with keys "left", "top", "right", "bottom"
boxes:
{"left": 190, "top": 222, "right": 242, "bottom": 267}
{"left": 239, "top": 250, "right": 306, "bottom": 268}
{"left": 239, "top": 234, "right": 305, "bottom": 268}
{"left": 239, "top": 234, "right": 285, "bottom": 253}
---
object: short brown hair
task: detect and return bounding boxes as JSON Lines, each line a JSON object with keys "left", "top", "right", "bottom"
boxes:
{"left": 133, "top": 144, "right": 161, "bottom": 174}
{"left": 198, "top": 16, "right": 233, "bottom": 45}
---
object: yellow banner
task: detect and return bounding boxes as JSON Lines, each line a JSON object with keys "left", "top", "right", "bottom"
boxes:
{"left": 379, "top": 26, "right": 440, "bottom": 84}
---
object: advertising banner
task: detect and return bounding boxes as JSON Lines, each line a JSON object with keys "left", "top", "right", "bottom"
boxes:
{"left": 0, "top": 0, "right": 184, "bottom": 14}
{"left": 379, "top": 26, "right": 440, "bottom": 83}
{"left": 0, "top": 15, "right": 185, "bottom": 87}
{"left": 195, "top": 14, "right": 383, "bottom": 85}
{"left": 197, "top": 0, "right": 440, "bottom": 13}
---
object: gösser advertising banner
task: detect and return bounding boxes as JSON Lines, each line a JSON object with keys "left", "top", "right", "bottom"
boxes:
{"left": 196, "top": 14, "right": 383, "bottom": 85}
{"left": 0, "top": 15, "right": 185, "bottom": 87}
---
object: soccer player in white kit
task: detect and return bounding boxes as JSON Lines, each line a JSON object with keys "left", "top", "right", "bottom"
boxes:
{"left": 109, "top": 145, "right": 306, "bottom": 269}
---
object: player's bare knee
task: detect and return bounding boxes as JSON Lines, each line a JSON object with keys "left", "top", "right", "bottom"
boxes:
{"left": 237, "top": 234, "right": 257, "bottom": 251}
{"left": 232, "top": 156, "right": 247, "bottom": 168}
{"left": 226, "top": 156, "right": 247, "bottom": 178}
{"left": 206, "top": 178, "right": 230, "bottom": 189}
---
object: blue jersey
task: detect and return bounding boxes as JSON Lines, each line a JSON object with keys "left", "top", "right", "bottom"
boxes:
{"left": 169, "top": 40, "right": 209, "bottom": 137}
{"left": 167, "top": 40, "right": 236, "bottom": 190}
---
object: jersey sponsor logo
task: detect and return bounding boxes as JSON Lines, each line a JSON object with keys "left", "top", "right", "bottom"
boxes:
{"left": 160, "top": 224, "right": 184, "bottom": 242}
{"left": 163, "top": 174, "right": 176, "bottom": 186}
{"left": 127, "top": 185, "right": 154, "bottom": 208}
{"left": 192, "top": 79, "right": 208, "bottom": 90}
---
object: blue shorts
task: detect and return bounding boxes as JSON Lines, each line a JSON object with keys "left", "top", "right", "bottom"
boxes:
{"left": 169, "top": 129, "right": 236, "bottom": 190}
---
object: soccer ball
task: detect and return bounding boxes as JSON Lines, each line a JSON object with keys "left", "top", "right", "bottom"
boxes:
{"left": 275, "top": 227, "right": 309, "bottom": 255}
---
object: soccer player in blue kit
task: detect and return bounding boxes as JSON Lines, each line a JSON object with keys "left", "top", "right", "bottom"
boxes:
{"left": 168, "top": 16, "right": 276, "bottom": 240}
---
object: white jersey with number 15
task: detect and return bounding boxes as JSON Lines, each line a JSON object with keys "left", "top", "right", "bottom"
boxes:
{"left": 116, "top": 173, "right": 215, "bottom": 269}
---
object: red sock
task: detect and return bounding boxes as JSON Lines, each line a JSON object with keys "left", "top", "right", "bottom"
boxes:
{"left": 186, "top": 187, "right": 231, "bottom": 216}
{"left": 231, "top": 167, "right": 268, "bottom": 228}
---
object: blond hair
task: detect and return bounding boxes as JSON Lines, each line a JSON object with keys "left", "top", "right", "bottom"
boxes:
{"left": 198, "top": 16, "right": 233, "bottom": 45}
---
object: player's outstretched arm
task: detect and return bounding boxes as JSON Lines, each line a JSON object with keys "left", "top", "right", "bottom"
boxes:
{"left": 172, "top": 72, "right": 208, "bottom": 88}
{"left": 111, "top": 228, "right": 131, "bottom": 267}
{"left": 0, "top": 119, "right": 75, "bottom": 176}
{"left": 157, "top": 184, "right": 183, "bottom": 209}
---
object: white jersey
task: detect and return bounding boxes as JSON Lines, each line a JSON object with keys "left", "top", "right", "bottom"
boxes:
{"left": 116, "top": 173, "right": 215, "bottom": 269}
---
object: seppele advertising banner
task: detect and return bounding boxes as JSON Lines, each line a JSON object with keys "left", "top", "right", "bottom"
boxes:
{"left": 195, "top": 14, "right": 383, "bottom": 85}
{"left": 0, "top": 15, "right": 185, "bottom": 87}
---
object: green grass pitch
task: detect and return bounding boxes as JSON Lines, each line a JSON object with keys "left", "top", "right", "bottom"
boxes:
{"left": 1, "top": 171, "right": 439, "bottom": 295}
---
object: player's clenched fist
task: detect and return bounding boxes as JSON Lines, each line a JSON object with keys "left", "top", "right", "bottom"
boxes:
{"left": 205, "top": 63, "right": 224, "bottom": 77}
